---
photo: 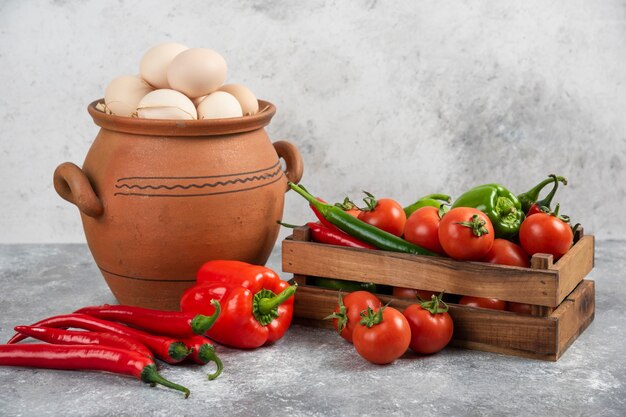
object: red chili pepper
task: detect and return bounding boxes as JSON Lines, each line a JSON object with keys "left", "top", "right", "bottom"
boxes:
{"left": 280, "top": 221, "right": 376, "bottom": 249}
{"left": 311, "top": 197, "right": 338, "bottom": 229}
{"left": 73, "top": 299, "right": 221, "bottom": 339}
{"left": 0, "top": 344, "right": 190, "bottom": 397}
{"left": 13, "top": 326, "right": 153, "bottom": 360}
{"left": 6, "top": 314, "right": 191, "bottom": 364}
{"left": 309, "top": 222, "right": 377, "bottom": 249}
{"left": 180, "top": 260, "right": 296, "bottom": 349}
{"left": 182, "top": 335, "right": 223, "bottom": 380}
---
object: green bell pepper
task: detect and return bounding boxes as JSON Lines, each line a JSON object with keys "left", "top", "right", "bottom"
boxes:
{"left": 452, "top": 184, "right": 524, "bottom": 238}
{"left": 404, "top": 194, "right": 451, "bottom": 218}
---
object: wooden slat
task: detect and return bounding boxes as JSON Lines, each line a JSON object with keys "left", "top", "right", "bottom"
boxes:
{"left": 531, "top": 253, "right": 554, "bottom": 270}
{"left": 378, "top": 295, "right": 558, "bottom": 356}
{"left": 292, "top": 280, "right": 595, "bottom": 361}
{"left": 554, "top": 235, "right": 595, "bottom": 304}
{"left": 283, "top": 239, "right": 559, "bottom": 306}
{"left": 553, "top": 280, "right": 595, "bottom": 360}
{"left": 292, "top": 226, "right": 311, "bottom": 242}
{"left": 530, "top": 254, "right": 555, "bottom": 317}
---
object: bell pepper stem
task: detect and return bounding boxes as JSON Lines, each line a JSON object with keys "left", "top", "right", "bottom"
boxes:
{"left": 141, "top": 364, "right": 190, "bottom": 398}
{"left": 257, "top": 285, "right": 297, "bottom": 315}
{"left": 190, "top": 300, "right": 221, "bottom": 335}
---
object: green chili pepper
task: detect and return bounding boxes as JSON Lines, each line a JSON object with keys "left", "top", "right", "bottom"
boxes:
{"left": 311, "top": 278, "right": 377, "bottom": 293}
{"left": 288, "top": 182, "right": 437, "bottom": 256}
{"left": 404, "top": 194, "right": 451, "bottom": 218}
{"left": 452, "top": 183, "right": 524, "bottom": 238}
{"left": 517, "top": 175, "right": 568, "bottom": 213}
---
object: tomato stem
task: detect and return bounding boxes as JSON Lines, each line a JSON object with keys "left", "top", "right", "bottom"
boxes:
{"left": 359, "top": 306, "right": 385, "bottom": 327}
{"left": 323, "top": 292, "right": 348, "bottom": 334}
{"left": 455, "top": 214, "right": 490, "bottom": 237}
{"left": 419, "top": 292, "right": 449, "bottom": 314}
{"left": 542, "top": 203, "right": 571, "bottom": 223}
{"left": 360, "top": 191, "right": 378, "bottom": 212}
{"left": 334, "top": 197, "right": 358, "bottom": 211}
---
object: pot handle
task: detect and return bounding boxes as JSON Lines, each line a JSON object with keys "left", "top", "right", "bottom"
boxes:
{"left": 273, "top": 140, "right": 304, "bottom": 191}
{"left": 53, "top": 162, "right": 104, "bottom": 218}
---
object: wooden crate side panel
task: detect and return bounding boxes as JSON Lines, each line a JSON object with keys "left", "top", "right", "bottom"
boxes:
{"left": 291, "top": 281, "right": 595, "bottom": 361}
{"left": 555, "top": 236, "right": 595, "bottom": 304}
{"left": 448, "top": 340, "right": 557, "bottom": 361}
{"left": 553, "top": 280, "right": 595, "bottom": 360}
{"left": 283, "top": 239, "right": 559, "bottom": 306}
{"left": 292, "top": 285, "right": 557, "bottom": 356}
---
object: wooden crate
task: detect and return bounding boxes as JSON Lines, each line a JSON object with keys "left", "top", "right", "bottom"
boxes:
{"left": 282, "top": 226, "right": 595, "bottom": 361}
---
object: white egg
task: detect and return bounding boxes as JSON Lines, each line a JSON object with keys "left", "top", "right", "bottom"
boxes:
{"left": 140, "top": 42, "right": 188, "bottom": 89}
{"left": 167, "top": 48, "right": 227, "bottom": 98}
{"left": 191, "top": 95, "right": 207, "bottom": 107}
{"left": 218, "top": 84, "right": 259, "bottom": 116}
{"left": 196, "top": 91, "right": 243, "bottom": 120}
{"left": 137, "top": 89, "right": 197, "bottom": 120}
{"left": 104, "top": 75, "right": 154, "bottom": 117}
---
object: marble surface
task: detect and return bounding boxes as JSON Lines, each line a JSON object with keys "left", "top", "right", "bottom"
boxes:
{"left": 0, "top": 242, "right": 624, "bottom": 417}
{"left": 1, "top": 0, "right": 626, "bottom": 243}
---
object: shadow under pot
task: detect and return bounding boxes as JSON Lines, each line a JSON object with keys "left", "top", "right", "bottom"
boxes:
{"left": 54, "top": 99, "right": 303, "bottom": 311}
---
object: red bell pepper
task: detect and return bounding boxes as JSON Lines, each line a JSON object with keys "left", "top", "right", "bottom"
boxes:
{"left": 180, "top": 260, "right": 297, "bottom": 349}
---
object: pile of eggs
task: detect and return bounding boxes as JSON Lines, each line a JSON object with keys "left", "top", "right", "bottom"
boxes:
{"left": 101, "top": 42, "right": 258, "bottom": 120}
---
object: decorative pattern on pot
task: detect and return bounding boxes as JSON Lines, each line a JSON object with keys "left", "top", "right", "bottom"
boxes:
{"left": 53, "top": 99, "right": 303, "bottom": 311}
{"left": 113, "top": 161, "right": 284, "bottom": 198}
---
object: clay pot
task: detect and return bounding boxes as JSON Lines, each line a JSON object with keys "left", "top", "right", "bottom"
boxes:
{"left": 54, "top": 99, "right": 303, "bottom": 310}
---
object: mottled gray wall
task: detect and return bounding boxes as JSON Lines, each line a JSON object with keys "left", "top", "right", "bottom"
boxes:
{"left": 1, "top": 0, "right": 624, "bottom": 243}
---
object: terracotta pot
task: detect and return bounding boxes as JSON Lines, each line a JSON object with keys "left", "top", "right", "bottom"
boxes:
{"left": 54, "top": 99, "right": 303, "bottom": 310}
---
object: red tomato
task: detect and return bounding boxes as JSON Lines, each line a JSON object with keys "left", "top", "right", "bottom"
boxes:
{"left": 392, "top": 287, "right": 437, "bottom": 300}
{"left": 519, "top": 212, "right": 573, "bottom": 261}
{"left": 459, "top": 296, "right": 507, "bottom": 311}
{"left": 404, "top": 206, "right": 446, "bottom": 255}
{"left": 508, "top": 302, "right": 533, "bottom": 315}
{"left": 482, "top": 239, "right": 530, "bottom": 267}
{"left": 333, "top": 197, "right": 362, "bottom": 218}
{"left": 438, "top": 208, "right": 495, "bottom": 260}
{"left": 352, "top": 306, "right": 411, "bottom": 364}
{"left": 403, "top": 302, "right": 453, "bottom": 355}
{"left": 329, "top": 291, "right": 382, "bottom": 343}
{"left": 358, "top": 193, "right": 406, "bottom": 237}
{"left": 344, "top": 208, "right": 361, "bottom": 218}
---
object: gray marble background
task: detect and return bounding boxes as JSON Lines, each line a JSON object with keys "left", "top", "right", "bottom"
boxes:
{"left": 1, "top": 0, "right": 624, "bottom": 243}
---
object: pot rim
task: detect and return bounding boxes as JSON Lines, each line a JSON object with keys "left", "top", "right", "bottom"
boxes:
{"left": 88, "top": 98, "right": 276, "bottom": 137}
